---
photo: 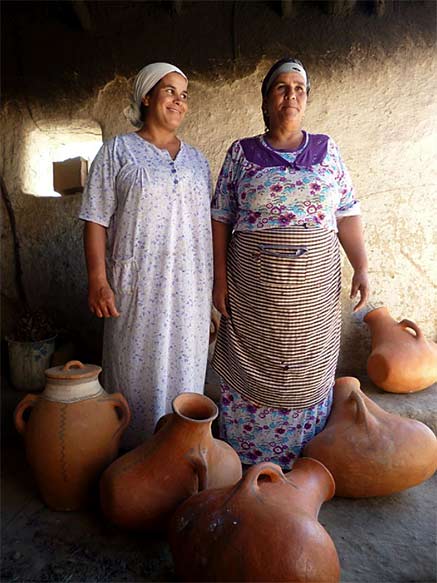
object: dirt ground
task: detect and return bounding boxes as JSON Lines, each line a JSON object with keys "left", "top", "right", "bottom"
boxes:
{"left": 2, "top": 376, "right": 436, "bottom": 583}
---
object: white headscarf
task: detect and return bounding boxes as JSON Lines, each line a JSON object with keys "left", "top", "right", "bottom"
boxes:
{"left": 124, "top": 62, "right": 187, "bottom": 128}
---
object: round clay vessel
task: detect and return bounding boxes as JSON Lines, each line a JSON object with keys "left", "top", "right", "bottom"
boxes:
{"left": 303, "top": 377, "right": 437, "bottom": 497}
{"left": 169, "top": 459, "right": 340, "bottom": 583}
{"left": 14, "top": 360, "right": 131, "bottom": 511}
{"left": 99, "top": 392, "right": 242, "bottom": 532}
{"left": 364, "top": 306, "right": 437, "bottom": 392}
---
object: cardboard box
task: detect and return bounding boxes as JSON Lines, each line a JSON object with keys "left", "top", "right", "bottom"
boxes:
{"left": 53, "top": 157, "right": 88, "bottom": 195}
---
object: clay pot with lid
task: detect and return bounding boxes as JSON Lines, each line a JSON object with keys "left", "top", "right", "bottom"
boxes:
{"left": 364, "top": 306, "right": 437, "bottom": 392}
{"left": 169, "top": 459, "right": 340, "bottom": 583}
{"left": 303, "top": 377, "right": 437, "bottom": 497}
{"left": 99, "top": 392, "right": 242, "bottom": 532}
{"left": 14, "top": 360, "right": 131, "bottom": 511}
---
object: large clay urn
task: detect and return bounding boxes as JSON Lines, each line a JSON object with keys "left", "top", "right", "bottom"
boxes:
{"left": 303, "top": 377, "right": 437, "bottom": 497}
{"left": 14, "top": 360, "right": 130, "bottom": 511}
{"left": 99, "top": 392, "right": 242, "bottom": 532}
{"left": 169, "top": 459, "right": 340, "bottom": 583}
{"left": 364, "top": 306, "right": 437, "bottom": 392}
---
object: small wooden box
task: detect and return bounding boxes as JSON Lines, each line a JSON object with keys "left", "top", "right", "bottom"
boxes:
{"left": 53, "top": 157, "right": 88, "bottom": 195}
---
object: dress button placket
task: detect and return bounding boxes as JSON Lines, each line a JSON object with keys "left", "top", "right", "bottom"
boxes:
{"left": 171, "top": 160, "right": 178, "bottom": 186}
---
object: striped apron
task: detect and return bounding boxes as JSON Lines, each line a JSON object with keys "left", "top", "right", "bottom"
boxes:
{"left": 212, "top": 226, "right": 341, "bottom": 409}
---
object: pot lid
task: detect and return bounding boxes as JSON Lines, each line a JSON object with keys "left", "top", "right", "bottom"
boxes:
{"left": 45, "top": 360, "right": 102, "bottom": 381}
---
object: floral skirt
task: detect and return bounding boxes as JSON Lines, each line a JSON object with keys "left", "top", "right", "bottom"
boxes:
{"left": 219, "top": 379, "right": 333, "bottom": 471}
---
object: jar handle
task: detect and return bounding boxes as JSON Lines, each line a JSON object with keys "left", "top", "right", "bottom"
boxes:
{"left": 62, "top": 360, "right": 85, "bottom": 370}
{"left": 349, "top": 389, "right": 370, "bottom": 427}
{"left": 185, "top": 446, "right": 209, "bottom": 492}
{"left": 399, "top": 319, "right": 423, "bottom": 340}
{"left": 14, "top": 394, "right": 39, "bottom": 435}
{"left": 108, "top": 393, "right": 131, "bottom": 437}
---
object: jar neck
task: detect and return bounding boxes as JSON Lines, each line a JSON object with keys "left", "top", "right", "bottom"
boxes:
{"left": 365, "top": 307, "right": 393, "bottom": 332}
{"left": 172, "top": 414, "right": 214, "bottom": 437}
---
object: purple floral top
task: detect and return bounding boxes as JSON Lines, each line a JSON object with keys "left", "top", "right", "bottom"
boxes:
{"left": 211, "top": 132, "right": 360, "bottom": 232}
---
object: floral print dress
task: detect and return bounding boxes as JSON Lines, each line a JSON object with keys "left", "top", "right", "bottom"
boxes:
{"left": 212, "top": 132, "right": 360, "bottom": 232}
{"left": 219, "top": 381, "right": 332, "bottom": 470}
{"left": 212, "top": 132, "right": 360, "bottom": 470}
{"left": 80, "top": 132, "right": 213, "bottom": 449}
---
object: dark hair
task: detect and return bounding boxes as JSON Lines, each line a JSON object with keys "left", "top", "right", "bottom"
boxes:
{"left": 139, "top": 102, "right": 148, "bottom": 123}
{"left": 261, "top": 57, "right": 311, "bottom": 131}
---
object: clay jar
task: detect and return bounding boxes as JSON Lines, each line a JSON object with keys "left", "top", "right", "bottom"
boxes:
{"left": 99, "top": 392, "right": 242, "bottom": 532}
{"left": 14, "top": 360, "right": 131, "bottom": 511}
{"left": 169, "top": 459, "right": 340, "bottom": 583}
{"left": 303, "top": 377, "right": 437, "bottom": 497}
{"left": 364, "top": 306, "right": 437, "bottom": 392}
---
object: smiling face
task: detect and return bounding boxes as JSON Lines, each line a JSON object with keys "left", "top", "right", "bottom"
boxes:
{"left": 263, "top": 72, "right": 307, "bottom": 130}
{"left": 142, "top": 72, "right": 188, "bottom": 131}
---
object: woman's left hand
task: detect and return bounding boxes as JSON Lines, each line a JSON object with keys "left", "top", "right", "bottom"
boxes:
{"left": 350, "top": 269, "right": 370, "bottom": 312}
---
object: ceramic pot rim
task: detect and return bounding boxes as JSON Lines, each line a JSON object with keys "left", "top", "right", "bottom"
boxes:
{"left": 172, "top": 392, "right": 218, "bottom": 423}
{"left": 363, "top": 305, "right": 388, "bottom": 322}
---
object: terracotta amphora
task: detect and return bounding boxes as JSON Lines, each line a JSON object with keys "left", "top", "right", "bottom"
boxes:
{"left": 169, "top": 459, "right": 340, "bottom": 583}
{"left": 99, "top": 392, "right": 242, "bottom": 532}
{"left": 364, "top": 306, "right": 437, "bottom": 392}
{"left": 14, "top": 360, "right": 130, "bottom": 511}
{"left": 303, "top": 377, "right": 437, "bottom": 497}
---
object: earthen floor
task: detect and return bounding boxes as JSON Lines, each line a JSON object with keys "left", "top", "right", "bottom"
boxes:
{"left": 2, "top": 375, "right": 436, "bottom": 583}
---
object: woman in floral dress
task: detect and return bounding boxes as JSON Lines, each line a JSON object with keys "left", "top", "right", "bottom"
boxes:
{"left": 211, "top": 57, "right": 370, "bottom": 469}
{"left": 80, "top": 63, "right": 212, "bottom": 449}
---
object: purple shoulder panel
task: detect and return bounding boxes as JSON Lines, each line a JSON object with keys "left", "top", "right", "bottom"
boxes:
{"left": 239, "top": 134, "right": 329, "bottom": 169}
{"left": 240, "top": 137, "right": 288, "bottom": 168}
{"left": 295, "top": 134, "right": 329, "bottom": 168}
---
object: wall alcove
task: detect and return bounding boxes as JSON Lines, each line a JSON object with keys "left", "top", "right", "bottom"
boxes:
{"left": 22, "top": 121, "right": 102, "bottom": 197}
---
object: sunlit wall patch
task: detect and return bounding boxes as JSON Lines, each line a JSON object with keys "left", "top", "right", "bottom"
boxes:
{"left": 22, "top": 121, "right": 102, "bottom": 197}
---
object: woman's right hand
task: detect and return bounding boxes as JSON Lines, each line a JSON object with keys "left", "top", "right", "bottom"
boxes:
{"left": 88, "top": 280, "right": 120, "bottom": 318}
{"left": 213, "top": 278, "right": 230, "bottom": 319}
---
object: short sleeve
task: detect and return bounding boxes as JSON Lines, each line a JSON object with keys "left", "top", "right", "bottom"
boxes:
{"left": 331, "top": 141, "right": 361, "bottom": 219}
{"left": 211, "top": 141, "right": 241, "bottom": 225}
{"left": 79, "top": 138, "right": 121, "bottom": 227}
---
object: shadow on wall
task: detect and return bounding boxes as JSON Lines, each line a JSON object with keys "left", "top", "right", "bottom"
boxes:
{"left": 1, "top": 108, "right": 104, "bottom": 364}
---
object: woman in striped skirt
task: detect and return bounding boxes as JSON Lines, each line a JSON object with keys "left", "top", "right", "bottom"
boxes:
{"left": 211, "top": 58, "right": 370, "bottom": 470}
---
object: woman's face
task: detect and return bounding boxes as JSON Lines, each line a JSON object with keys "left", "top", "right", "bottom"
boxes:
{"left": 263, "top": 72, "right": 307, "bottom": 130}
{"left": 142, "top": 72, "right": 188, "bottom": 130}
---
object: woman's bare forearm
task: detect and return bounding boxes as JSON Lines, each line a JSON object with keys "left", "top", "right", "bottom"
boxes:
{"left": 84, "top": 221, "right": 108, "bottom": 284}
{"left": 337, "top": 215, "right": 370, "bottom": 311}
{"left": 212, "top": 219, "right": 232, "bottom": 282}
{"left": 83, "top": 221, "right": 119, "bottom": 317}
{"left": 212, "top": 219, "right": 232, "bottom": 318}
{"left": 337, "top": 215, "right": 368, "bottom": 272}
